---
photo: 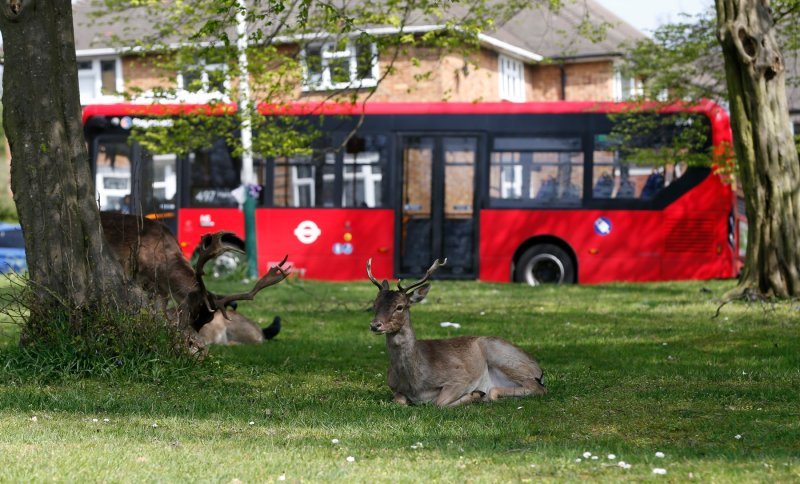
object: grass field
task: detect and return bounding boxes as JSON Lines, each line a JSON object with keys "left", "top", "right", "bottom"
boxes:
{"left": 0, "top": 277, "right": 798, "bottom": 482}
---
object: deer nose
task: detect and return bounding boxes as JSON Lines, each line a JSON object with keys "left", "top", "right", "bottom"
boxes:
{"left": 370, "top": 320, "right": 383, "bottom": 333}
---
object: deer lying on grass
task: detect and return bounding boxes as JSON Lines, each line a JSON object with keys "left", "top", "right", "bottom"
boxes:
{"left": 100, "top": 212, "right": 289, "bottom": 348}
{"left": 199, "top": 310, "right": 281, "bottom": 345}
{"left": 367, "top": 258, "right": 547, "bottom": 407}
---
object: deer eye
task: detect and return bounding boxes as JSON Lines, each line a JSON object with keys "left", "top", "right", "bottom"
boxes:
{"left": 394, "top": 304, "right": 404, "bottom": 312}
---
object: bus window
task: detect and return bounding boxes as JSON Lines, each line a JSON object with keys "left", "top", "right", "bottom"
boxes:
{"left": 489, "top": 137, "right": 583, "bottom": 206}
{"left": 141, "top": 151, "right": 178, "bottom": 215}
{"left": 593, "top": 134, "right": 688, "bottom": 200}
{"left": 342, "top": 134, "right": 387, "bottom": 208}
{"left": 273, "top": 151, "right": 335, "bottom": 207}
{"left": 188, "top": 138, "right": 242, "bottom": 207}
{"left": 94, "top": 139, "right": 132, "bottom": 212}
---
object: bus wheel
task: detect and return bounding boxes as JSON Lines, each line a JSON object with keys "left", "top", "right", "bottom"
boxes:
{"left": 515, "top": 244, "right": 575, "bottom": 286}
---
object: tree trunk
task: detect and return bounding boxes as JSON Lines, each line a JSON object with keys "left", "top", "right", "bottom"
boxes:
{"left": 0, "top": 1, "right": 144, "bottom": 325}
{"left": 715, "top": 0, "right": 800, "bottom": 297}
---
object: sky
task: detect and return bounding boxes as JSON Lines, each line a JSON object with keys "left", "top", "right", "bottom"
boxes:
{"left": 594, "top": 0, "right": 714, "bottom": 34}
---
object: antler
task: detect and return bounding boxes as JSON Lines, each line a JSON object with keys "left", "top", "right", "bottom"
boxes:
{"left": 193, "top": 231, "right": 246, "bottom": 306}
{"left": 195, "top": 232, "right": 245, "bottom": 275}
{"left": 366, "top": 258, "right": 383, "bottom": 290}
{"left": 397, "top": 258, "right": 447, "bottom": 294}
{"left": 212, "top": 255, "right": 291, "bottom": 319}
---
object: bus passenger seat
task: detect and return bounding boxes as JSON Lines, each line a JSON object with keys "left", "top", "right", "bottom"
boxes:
{"left": 616, "top": 179, "right": 635, "bottom": 199}
{"left": 640, "top": 172, "right": 665, "bottom": 199}
{"left": 593, "top": 173, "right": 614, "bottom": 198}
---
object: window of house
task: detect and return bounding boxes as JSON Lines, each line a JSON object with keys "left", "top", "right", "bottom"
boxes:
{"left": 498, "top": 54, "right": 525, "bottom": 102}
{"left": 613, "top": 70, "right": 642, "bottom": 101}
{"left": 177, "top": 61, "right": 229, "bottom": 98}
{"left": 302, "top": 39, "right": 378, "bottom": 91}
{"left": 77, "top": 58, "right": 122, "bottom": 104}
{"left": 489, "top": 137, "right": 583, "bottom": 206}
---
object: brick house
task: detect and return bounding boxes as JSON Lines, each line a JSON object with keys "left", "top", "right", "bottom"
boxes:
{"left": 71, "top": 0, "right": 646, "bottom": 106}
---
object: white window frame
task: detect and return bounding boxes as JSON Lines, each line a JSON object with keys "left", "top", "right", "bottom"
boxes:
{"left": 613, "top": 66, "right": 643, "bottom": 101}
{"left": 176, "top": 61, "right": 230, "bottom": 102}
{"left": 498, "top": 54, "right": 525, "bottom": 102}
{"left": 301, "top": 40, "right": 379, "bottom": 91}
{"left": 342, "top": 152, "right": 382, "bottom": 207}
{"left": 77, "top": 57, "right": 123, "bottom": 105}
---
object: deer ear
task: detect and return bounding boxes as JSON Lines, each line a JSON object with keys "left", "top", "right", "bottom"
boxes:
{"left": 380, "top": 280, "right": 389, "bottom": 291}
{"left": 409, "top": 283, "right": 431, "bottom": 304}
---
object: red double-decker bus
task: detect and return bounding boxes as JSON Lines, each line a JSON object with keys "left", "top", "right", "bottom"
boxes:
{"left": 83, "top": 101, "right": 740, "bottom": 284}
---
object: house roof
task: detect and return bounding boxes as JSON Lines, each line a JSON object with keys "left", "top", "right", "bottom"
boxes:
{"left": 71, "top": 0, "right": 645, "bottom": 62}
{"left": 486, "top": 0, "right": 646, "bottom": 60}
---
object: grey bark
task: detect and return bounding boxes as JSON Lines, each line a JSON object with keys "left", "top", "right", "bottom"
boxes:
{"left": 0, "top": 1, "right": 144, "bottom": 320}
{"left": 716, "top": 0, "right": 800, "bottom": 297}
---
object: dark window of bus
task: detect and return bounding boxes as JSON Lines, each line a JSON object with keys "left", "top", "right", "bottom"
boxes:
{"left": 342, "top": 134, "right": 387, "bottom": 208}
{"left": 94, "top": 140, "right": 132, "bottom": 212}
{"left": 188, "top": 139, "right": 243, "bottom": 207}
{"left": 489, "top": 137, "right": 583, "bottom": 206}
{"left": 273, "top": 150, "right": 335, "bottom": 207}
{"left": 592, "top": 120, "right": 699, "bottom": 200}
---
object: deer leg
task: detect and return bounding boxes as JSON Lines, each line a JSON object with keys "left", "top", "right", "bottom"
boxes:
{"left": 488, "top": 383, "right": 546, "bottom": 401}
{"left": 393, "top": 392, "right": 411, "bottom": 405}
{"left": 434, "top": 386, "right": 484, "bottom": 407}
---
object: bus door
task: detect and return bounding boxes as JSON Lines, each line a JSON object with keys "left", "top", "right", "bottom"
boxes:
{"left": 92, "top": 136, "right": 179, "bottom": 233}
{"left": 398, "top": 135, "right": 479, "bottom": 278}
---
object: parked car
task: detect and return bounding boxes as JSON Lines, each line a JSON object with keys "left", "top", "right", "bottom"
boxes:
{"left": 0, "top": 223, "right": 27, "bottom": 273}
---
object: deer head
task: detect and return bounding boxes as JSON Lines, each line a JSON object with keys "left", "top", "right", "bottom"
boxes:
{"left": 189, "top": 231, "right": 290, "bottom": 329}
{"left": 367, "top": 258, "right": 446, "bottom": 334}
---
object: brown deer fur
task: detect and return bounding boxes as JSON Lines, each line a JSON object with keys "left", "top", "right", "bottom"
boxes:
{"left": 100, "top": 212, "right": 197, "bottom": 306}
{"left": 367, "top": 259, "right": 547, "bottom": 407}
{"left": 100, "top": 212, "right": 289, "bottom": 338}
{"left": 199, "top": 309, "right": 264, "bottom": 345}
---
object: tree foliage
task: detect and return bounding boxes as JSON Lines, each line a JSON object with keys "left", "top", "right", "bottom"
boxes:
{"left": 89, "top": 0, "right": 570, "bottom": 156}
{"left": 620, "top": 0, "right": 800, "bottom": 298}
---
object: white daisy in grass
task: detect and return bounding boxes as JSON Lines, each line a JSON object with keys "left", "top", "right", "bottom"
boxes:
{"left": 655, "top": 451, "right": 665, "bottom": 458}
{"left": 607, "top": 454, "right": 616, "bottom": 460}
{"left": 346, "top": 456, "right": 355, "bottom": 463}
{"left": 331, "top": 438, "right": 340, "bottom": 444}
{"left": 278, "top": 473, "right": 286, "bottom": 481}
{"left": 30, "top": 416, "right": 37, "bottom": 422}
{"left": 618, "top": 461, "right": 631, "bottom": 469}
{"left": 582, "top": 452, "right": 592, "bottom": 458}
{"left": 652, "top": 468, "right": 667, "bottom": 475}
{"left": 735, "top": 434, "right": 742, "bottom": 440}
{"left": 575, "top": 458, "right": 582, "bottom": 463}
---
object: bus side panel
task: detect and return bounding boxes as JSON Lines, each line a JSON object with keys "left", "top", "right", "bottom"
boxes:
{"left": 255, "top": 209, "right": 394, "bottom": 281}
{"left": 480, "top": 209, "right": 665, "bottom": 284}
{"left": 659, "top": 176, "right": 737, "bottom": 280}
{"left": 177, "top": 208, "right": 245, "bottom": 258}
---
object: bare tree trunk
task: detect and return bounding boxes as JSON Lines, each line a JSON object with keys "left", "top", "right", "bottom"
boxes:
{"left": 0, "top": 1, "right": 145, "bottom": 325}
{"left": 716, "top": 0, "right": 800, "bottom": 297}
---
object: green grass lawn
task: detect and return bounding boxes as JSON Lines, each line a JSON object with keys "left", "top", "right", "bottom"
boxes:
{"left": 0, "top": 277, "right": 798, "bottom": 482}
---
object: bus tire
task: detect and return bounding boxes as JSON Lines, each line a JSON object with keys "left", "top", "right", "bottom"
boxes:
{"left": 515, "top": 244, "right": 575, "bottom": 286}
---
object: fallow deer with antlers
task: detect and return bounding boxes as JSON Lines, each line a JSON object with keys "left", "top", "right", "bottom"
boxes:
{"left": 100, "top": 212, "right": 289, "bottom": 350}
{"left": 367, "top": 258, "right": 547, "bottom": 407}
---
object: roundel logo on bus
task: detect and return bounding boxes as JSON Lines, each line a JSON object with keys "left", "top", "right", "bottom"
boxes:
{"left": 594, "top": 217, "right": 612, "bottom": 236}
{"left": 294, "top": 220, "right": 322, "bottom": 244}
